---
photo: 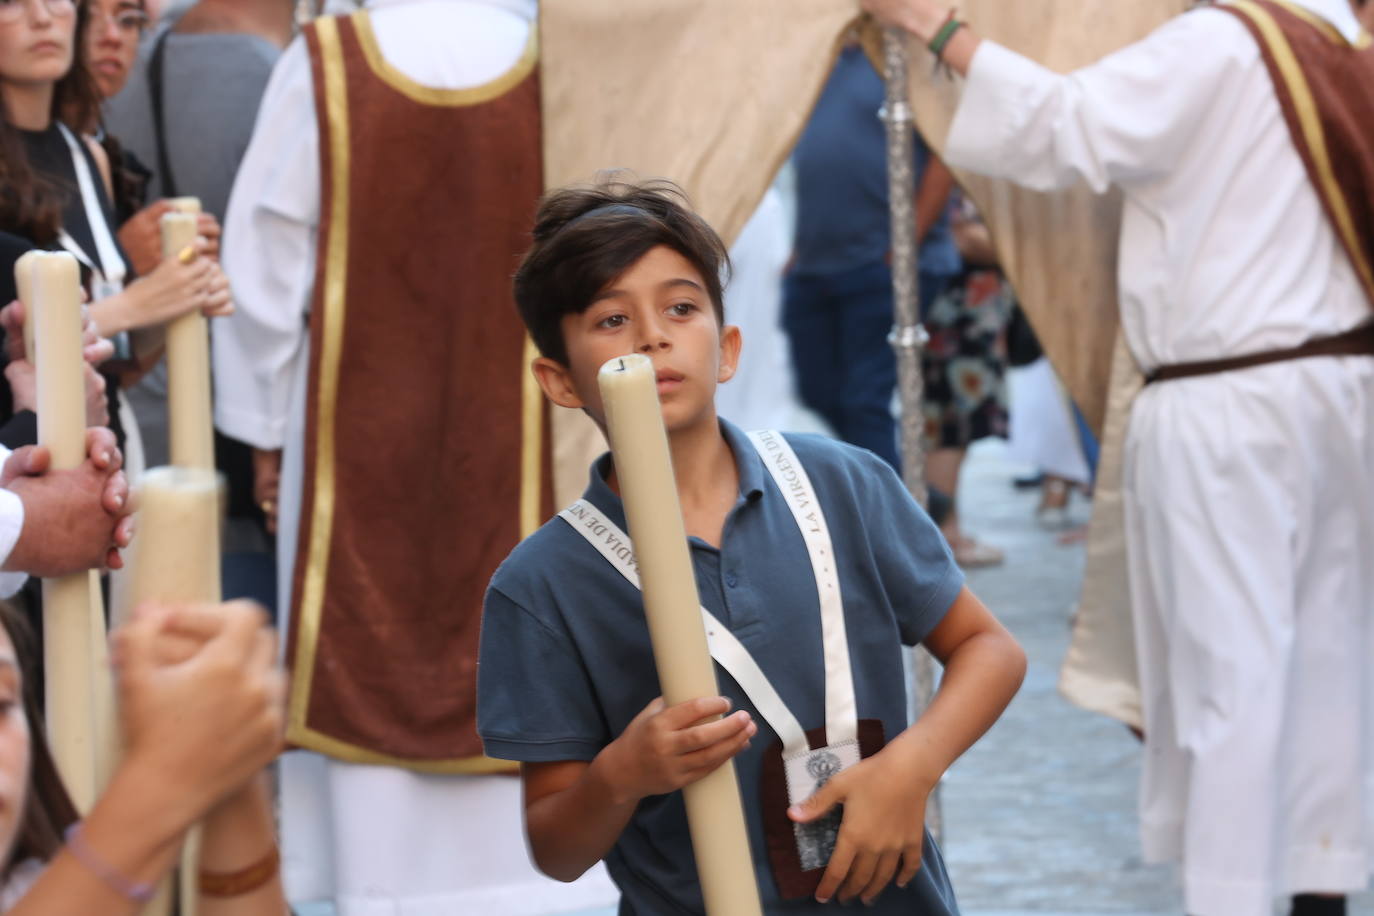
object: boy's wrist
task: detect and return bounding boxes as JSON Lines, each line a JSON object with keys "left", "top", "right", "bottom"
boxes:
{"left": 589, "top": 740, "right": 643, "bottom": 809}
{"left": 877, "top": 730, "right": 945, "bottom": 795}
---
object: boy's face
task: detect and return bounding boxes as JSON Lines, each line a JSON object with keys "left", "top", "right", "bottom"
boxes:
{"left": 532, "top": 245, "right": 741, "bottom": 435}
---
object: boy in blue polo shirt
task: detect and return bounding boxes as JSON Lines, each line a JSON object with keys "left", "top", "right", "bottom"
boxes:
{"left": 477, "top": 177, "right": 1026, "bottom": 913}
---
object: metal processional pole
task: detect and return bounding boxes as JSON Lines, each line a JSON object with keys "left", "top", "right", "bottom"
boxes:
{"left": 879, "top": 26, "right": 942, "bottom": 840}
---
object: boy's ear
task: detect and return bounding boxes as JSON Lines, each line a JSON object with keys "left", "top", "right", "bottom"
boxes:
{"left": 532, "top": 356, "right": 585, "bottom": 410}
{"left": 717, "top": 324, "right": 742, "bottom": 384}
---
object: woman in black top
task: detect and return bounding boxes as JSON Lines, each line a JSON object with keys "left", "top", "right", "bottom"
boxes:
{"left": 0, "top": 0, "right": 232, "bottom": 466}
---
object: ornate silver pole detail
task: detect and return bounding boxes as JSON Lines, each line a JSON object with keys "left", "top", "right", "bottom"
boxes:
{"left": 879, "top": 25, "right": 942, "bottom": 841}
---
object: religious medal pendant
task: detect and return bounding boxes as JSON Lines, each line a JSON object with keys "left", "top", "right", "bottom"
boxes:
{"left": 784, "top": 740, "right": 862, "bottom": 869}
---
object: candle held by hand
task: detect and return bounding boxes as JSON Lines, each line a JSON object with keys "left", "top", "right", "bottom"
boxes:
{"left": 598, "top": 353, "right": 763, "bottom": 916}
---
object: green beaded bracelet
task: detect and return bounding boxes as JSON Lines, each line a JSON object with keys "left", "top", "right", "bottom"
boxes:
{"left": 929, "top": 16, "right": 966, "bottom": 60}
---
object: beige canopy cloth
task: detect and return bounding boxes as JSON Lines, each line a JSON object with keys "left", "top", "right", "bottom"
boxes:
{"left": 540, "top": 0, "right": 1188, "bottom": 726}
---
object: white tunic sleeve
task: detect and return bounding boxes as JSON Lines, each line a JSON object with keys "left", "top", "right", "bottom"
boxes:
{"left": 213, "top": 37, "right": 321, "bottom": 451}
{"left": 0, "top": 452, "right": 27, "bottom": 597}
{"left": 944, "top": 9, "right": 1252, "bottom": 193}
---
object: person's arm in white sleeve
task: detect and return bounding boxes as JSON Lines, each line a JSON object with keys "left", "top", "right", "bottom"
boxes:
{"left": 0, "top": 446, "right": 25, "bottom": 597}
{"left": 213, "top": 37, "right": 321, "bottom": 452}
{"left": 864, "top": 0, "right": 1247, "bottom": 193}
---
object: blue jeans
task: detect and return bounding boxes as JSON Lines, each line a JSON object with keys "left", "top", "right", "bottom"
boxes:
{"left": 783, "top": 260, "right": 951, "bottom": 474}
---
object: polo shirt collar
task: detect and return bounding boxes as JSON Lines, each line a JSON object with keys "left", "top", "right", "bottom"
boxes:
{"left": 582, "top": 418, "right": 769, "bottom": 524}
{"left": 721, "top": 419, "right": 768, "bottom": 503}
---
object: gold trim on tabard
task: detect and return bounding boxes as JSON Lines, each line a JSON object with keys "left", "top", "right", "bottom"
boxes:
{"left": 287, "top": 14, "right": 348, "bottom": 757}
{"left": 520, "top": 336, "right": 542, "bottom": 538}
{"left": 352, "top": 10, "right": 539, "bottom": 107}
{"left": 1268, "top": 0, "right": 1373, "bottom": 49}
{"left": 288, "top": 17, "right": 514, "bottom": 775}
{"left": 1231, "top": 1, "right": 1374, "bottom": 298}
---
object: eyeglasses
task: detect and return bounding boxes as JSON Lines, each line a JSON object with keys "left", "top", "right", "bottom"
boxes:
{"left": 93, "top": 8, "right": 150, "bottom": 36}
{"left": 0, "top": 0, "right": 77, "bottom": 25}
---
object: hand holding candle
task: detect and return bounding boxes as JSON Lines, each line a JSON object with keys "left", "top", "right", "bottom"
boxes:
{"left": 598, "top": 353, "right": 763, "bottom": 916}
{"left": 29, "top": 251, "right": 104, "bottom": 811}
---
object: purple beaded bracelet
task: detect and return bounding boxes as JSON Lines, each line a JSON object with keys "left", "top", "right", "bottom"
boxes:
{"left": 64, "top": 822, "right": 157, "bottom": 903}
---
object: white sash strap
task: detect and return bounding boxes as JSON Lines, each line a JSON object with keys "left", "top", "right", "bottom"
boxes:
{"left": 746, "top": 430, "right": 858, "bottom": 748}
{"left": 559, "top": 499, "right": 811, "bottom": 758}
{"left": 56, "top": 124, "right": 127, "bottom": 290}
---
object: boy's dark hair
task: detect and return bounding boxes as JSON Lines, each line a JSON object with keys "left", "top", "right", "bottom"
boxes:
{"left": 514, "top": 175, "right": 731, "bottom": 365}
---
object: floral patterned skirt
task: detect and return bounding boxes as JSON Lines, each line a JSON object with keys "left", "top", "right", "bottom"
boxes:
{"left": 921, "top": 268, "right": 1013, "bottom": 450}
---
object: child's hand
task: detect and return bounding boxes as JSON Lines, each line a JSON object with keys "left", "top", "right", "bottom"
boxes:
{"left": 787, "top": 747, "right": 934, "bottom": 906}
{"left": 600, "top": 695, "right": 756, "bottom": 804}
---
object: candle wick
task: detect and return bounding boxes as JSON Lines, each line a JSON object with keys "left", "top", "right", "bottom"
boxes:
{"left": 618, "top": 358, "right": 626, "bottom": 371}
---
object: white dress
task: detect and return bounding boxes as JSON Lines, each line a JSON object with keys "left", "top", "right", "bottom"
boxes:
{"left": 944, "top": 2, "right": 1374, "bottom": 914}
{"left": 214, "top": 1, "right": 616, "bottom": 912}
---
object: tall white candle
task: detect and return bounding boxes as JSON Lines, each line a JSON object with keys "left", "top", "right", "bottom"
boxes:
{"left": 88, "top": 570, "right": 118, "bottom": 793}
{"left": 15, "top": 248, "right": 40, "bottom": 363}
{"left": 598, "top": 353, "right": 763, "bottom": 916}
{"left": 126, "top": 466, "right": 221, "bottom": 916}
{"left": 31, "top": 251, "right": 102, "bottom": 811}
{"left": 160, "top": 212, "right": 215, "bottom": 471}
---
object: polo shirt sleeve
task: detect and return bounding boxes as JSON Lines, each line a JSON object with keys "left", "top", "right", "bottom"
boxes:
{"left": 477, "top": 585, "right": 611, "bottom": 763}
{"left": 862, "top": 455, "right": 965, "bottom": 646}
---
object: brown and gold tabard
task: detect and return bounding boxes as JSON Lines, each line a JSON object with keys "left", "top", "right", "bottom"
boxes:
{"left": 291, "top": 12, "right": 548, "bottom": 770}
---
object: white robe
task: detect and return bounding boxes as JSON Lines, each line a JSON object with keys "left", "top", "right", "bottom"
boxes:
{"left": 0, "top": 447, "right": 30, "bottom": 598}
{"left": 214, "top": 1, "right": 616, "bottom": 911}
{"left": 945, "top": 3, "right": 1374, "bottom": 914}
{"left": 715, "top": 183, "right": 800, "bottom": 432}
{"left": 1007, "top": 357, "right": 1091, "bottom": 485}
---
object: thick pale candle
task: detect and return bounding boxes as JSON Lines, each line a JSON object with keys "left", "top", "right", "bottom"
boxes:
{"left": 124, "top": 466, "right": 221, "bottom": 916}
{"left": 126, "top": 466, "right": 221, "bottom": 606}
{"left": 15, "top": 248, "right": 40, "bottom": 363}
{"left": 32, "top": 252, "right": 102, "bottom": 811}
{"left": 160, "top": 212, "right": 214, "bottom": 470}
{"left": 88, "top": 570, "right": 118, "bottom": 793}
{"left": 155, "top": 196, "right": 210, "bottom": 916}
{"left": 598, "top": 354, "right": 763, "bottom": 916}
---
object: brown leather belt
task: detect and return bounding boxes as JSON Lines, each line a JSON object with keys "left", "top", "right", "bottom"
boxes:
{"left": 1145, "top": 322, "right": 1374, "bottom": 384}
